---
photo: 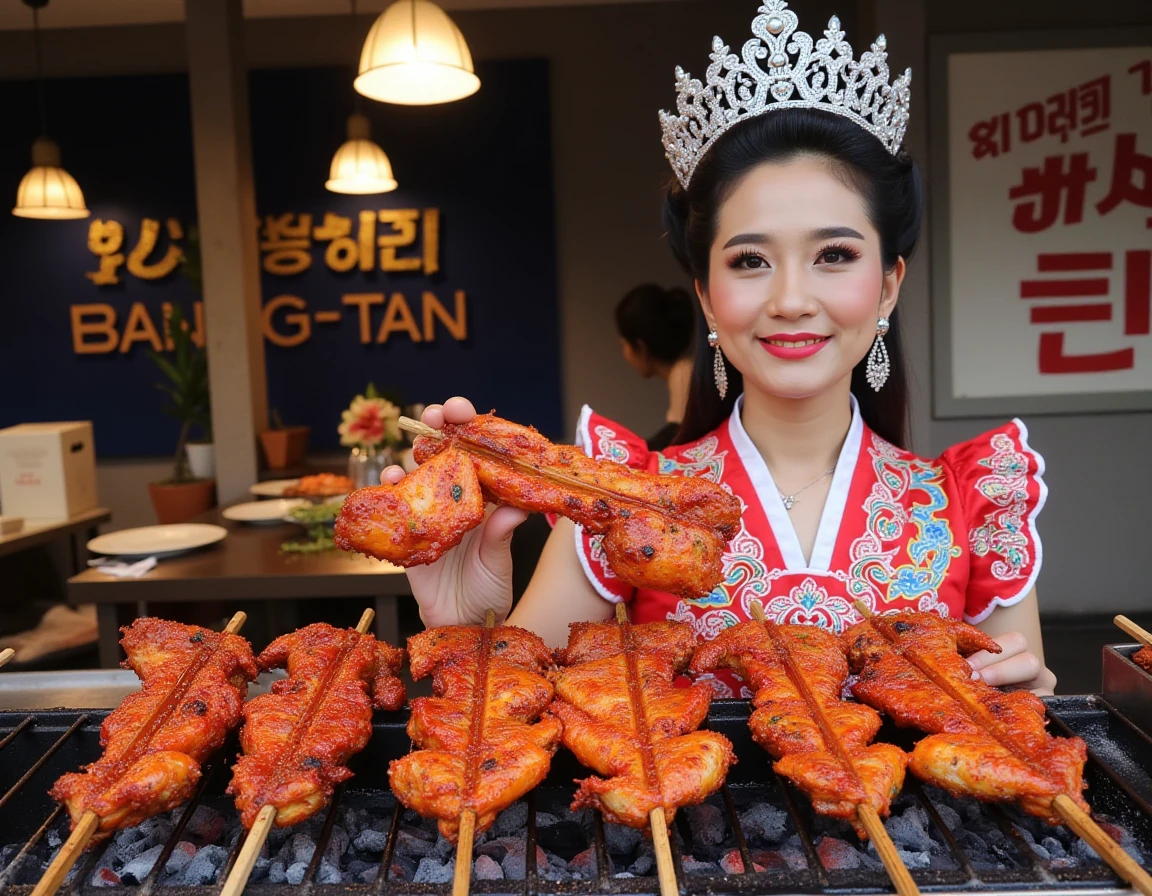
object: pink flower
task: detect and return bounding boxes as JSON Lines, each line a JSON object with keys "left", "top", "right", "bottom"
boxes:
{"left": 338, "top": 395, "right": 400, "bottom": 449}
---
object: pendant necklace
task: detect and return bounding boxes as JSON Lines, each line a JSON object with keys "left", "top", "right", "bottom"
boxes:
{"left": 778, "top": 467, "right": 835, "bottom": 511}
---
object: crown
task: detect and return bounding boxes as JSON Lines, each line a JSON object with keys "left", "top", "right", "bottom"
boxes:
{"left": 659, "top": 1, "right": 911, "bottom": 189}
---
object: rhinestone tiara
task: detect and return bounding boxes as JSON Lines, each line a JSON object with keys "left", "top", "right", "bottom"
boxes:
{"left": 659, "top": 1, "right": 911, "bottom": 189}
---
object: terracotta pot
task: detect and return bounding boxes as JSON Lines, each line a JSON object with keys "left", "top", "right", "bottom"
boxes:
{"left": 259, "top": 426, "right": 310, "bottom": 470}
{"left": 148, "top": 479, "right": 216, "bottom": 524}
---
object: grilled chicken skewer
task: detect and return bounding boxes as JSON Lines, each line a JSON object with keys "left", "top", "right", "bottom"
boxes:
{"left": 691, "top": 602, "right": 917, "bottom": 896}
{"left": 33, "top": 613, "right": 256, "bottom": 896}
{"left": 550, "top": 603, "right": 735, "bottom": 896}
{"left": 221, "top": 609, "right": 404, "bottom": 896}
{"left": 1114, "top": 615, "right": 1152, "bottom": 672}
{"left": 335, "top": 414, "right": 742, "bottom": 599}
{"left": 846, "top": 604, "right": 1152, "bottom": 896}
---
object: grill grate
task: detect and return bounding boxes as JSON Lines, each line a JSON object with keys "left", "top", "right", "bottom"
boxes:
{"left": 0, "top": 696, "right": 1149, "bottom": 895}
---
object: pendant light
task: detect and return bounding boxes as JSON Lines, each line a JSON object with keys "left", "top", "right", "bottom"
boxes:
{"left": 12, "top": 0, "right": 89, "bottom": 220}
{"left": 355, "top": 0, "right": 480, "bottom": 106}
{"left": 327, "top": 112, "right": 398, "bottom": 194}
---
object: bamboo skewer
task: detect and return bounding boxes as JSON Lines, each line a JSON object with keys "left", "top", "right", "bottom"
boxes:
{"left": 748, "top": 601, "right": 918, "bottom": 896}
{"left": 613, "top": 602, "right": 678, "bottom": 896}
{"left": 0, "top": 647, "right": 14, "bottom": 669}
{"left": 452, "top": 608, "right": 496, "bottom": 896}
{"left": 854, "top": 601, "right": 1152, "bottom": 896}
{"left": 1114, "top": 614, "right": 1152, "bottom": 648}
{"left": 32, "top": 612, "right": 249, "bottom": 896}
{"left": 220, "top": 608, "right": 375, "bottom": 896}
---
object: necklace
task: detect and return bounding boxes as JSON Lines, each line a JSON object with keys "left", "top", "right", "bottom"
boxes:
{"left": 777, "top": 466, "right": 835, "bottom": 511}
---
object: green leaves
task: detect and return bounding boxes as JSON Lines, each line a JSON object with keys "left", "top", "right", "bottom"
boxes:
{"left": 149, "top": 303, "right": 211, "bottom": 482}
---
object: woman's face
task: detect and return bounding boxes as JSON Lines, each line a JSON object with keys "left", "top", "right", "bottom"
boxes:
{"left": 698, "top": 156, "right": 904, "bottom": 402}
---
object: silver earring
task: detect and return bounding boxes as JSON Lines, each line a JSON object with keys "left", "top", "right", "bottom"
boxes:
{"left": 708, "top": 329, "right": 728, "bottom": 399}
{"left": 866, "top": 317, "right": 891, "bottom": 391}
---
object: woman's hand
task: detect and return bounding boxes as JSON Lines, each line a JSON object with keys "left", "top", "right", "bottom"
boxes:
{"left": 380, "top": 396, "right": 528, "bottom": 629}
{"left": 965, "top": 631, "right": 1057, "bottom": 696}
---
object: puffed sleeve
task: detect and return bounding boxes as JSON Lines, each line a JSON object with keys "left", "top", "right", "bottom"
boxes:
{"left": 567, "top": 405, "right": 654, "bottom": 604}
{"left": 938, "top": 419, "right": 1047, "bottom": 624}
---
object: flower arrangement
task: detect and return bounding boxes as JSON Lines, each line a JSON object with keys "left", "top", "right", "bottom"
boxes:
{"left": 338, "top": 382, "right": 402, "bottom": 452}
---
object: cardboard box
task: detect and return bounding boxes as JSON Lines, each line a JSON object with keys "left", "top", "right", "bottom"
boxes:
{"left": 0, "top": 422, "right": 98, "bottom": 520}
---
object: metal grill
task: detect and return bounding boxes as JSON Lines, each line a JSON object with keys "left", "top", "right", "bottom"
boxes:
{"left": 0, "top": 695, "right": 1150, "bottom": 895}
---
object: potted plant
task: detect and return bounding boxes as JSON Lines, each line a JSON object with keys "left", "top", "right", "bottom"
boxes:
{"left": 147, "top": 303, "right": 216, "bottom": 524}
{"left": 176, "top": 225, "right": 215, "bottom": 482}
{"left": 259, "top": 408, "right": 311, "bottom": 471}
{"left": 340, "top": 383, "right": 402, "bottom": 488}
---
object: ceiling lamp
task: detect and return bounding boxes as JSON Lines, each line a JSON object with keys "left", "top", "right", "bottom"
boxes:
{"left": 12, "top": 0, "right": 89, "bottom": 220}
{"left": 355, "top": 0, "right": 480, "bottom": 106}
{"left": 326, "top": 112, "right": 398, "bottom": 194}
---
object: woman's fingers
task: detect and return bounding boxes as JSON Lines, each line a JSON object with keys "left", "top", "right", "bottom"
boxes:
{"left": 974, "top": 651, "right": 1043, "bottom": 688}
{"left": 379, "top": 465, "right": 406, "bottom": 485}
{"left": 966, "top": 630, "right": 1028, "bottom": 671}
{"left": 420, "top": 403, "right": 444, "bottom": 429}
{"left": 442, "top": 396, "right": 479, "bottom": 424}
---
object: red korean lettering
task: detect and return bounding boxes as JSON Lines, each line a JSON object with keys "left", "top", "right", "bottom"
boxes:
{"left": 1096, "top": 134, "right": 1152, "bottom": 222}
{"left": 969, "top": 113, "right": 1009, "bottom": 160}
{"left": 1045, "top": 89, "right": 1077, "bottom": 143}
{"left": 1129, "top": 60, "right": 1152, "bottom": 96}
{"left": 1077, "top": 75, "right": 1110, "bottom": 137}
{"left": 1125, "top": 249, "right": 1151, "bottom": 336}
{"left": 1008, "top": 153, "right": 1097, "bottom": 233}
{"left": 1038, "top": 333, "right": 1133, "bottom": 373}
{"left": 1016, "top": 103, "right": 1045, "bottom": 143}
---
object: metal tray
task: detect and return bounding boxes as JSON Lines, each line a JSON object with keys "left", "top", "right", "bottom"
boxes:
{"left": 1102, "top": 644, "right": 1152, "bottom": 737}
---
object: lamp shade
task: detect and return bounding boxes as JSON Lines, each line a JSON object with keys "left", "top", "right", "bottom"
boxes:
{"left": 12, "top": 138, "right": 89, "bottom": 220}
{"left": 326, "top": 113, "right": 398, "bottom": 194}
{"left": 355, "top": 0, "right": 480, "bottom": 106}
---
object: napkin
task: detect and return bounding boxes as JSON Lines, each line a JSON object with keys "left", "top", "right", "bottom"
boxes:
{"left": 88, "top": 556, "right": 159, "bottom": 577}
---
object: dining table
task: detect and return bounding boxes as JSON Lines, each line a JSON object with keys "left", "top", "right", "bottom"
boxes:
{"left": 66, "top": 504, "right": 411, "bottom": 667}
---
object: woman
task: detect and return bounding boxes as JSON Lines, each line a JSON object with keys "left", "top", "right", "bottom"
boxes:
{"left": 615, "top": 283, "right": 696, "bottom": 451}
{"left": 383, "top": 2, "right": 1057, "bottom": 696}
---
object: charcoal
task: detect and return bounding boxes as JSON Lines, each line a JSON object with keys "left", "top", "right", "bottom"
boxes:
{"left": 354, "top": 827, "right": 389, "bottom": 852}
{"left": 740, "top": 802, "right": 788, "bottom": 843}
{"left": 779, "top": 835, "right": 808, "bottom": 871}
{"left": 91, "top": 866, "right": 122, "bottom": 888}
{"left": 285, "top": 860, "right": 309, "bottom": 884}
{"left": 414, "top": 857, "right": 455, "bottom": 883}
{"left": 433, "top": 833, "right": 455, "bottom": 860}
{"left": 317, "top": 859, "right": 342, "bottom": 883}
{"left": 475, "top": 853, "right": 504, "bottom": 880}
{"left": 343, "top": 807, "right": 362, "bottom": 838}
{"left": 614, "top": 871, "right": 636, "bottom": 878}
{"left": 629, "top": 853, "right": 654, "bottom": 875}
{"left": 186, "top": 805, "right": 226, "bottom": 843}
{"left": 9, "top": 857, "right": 48, "bottom": 886}
{"left": 536, "top": 812, "right": 560, "bottom": 828}
{"left": 395, "top": 829, "right": 435, "bottom": 858}
{"left": 886, "top": 806, "right": 934, "bottom": 852}
{"left": 182, "top": 844, "right": 228, "bottom": 886}
{"left": 267, "top": 859, "right": 287, "bottom": 884}
{"left": 493, "top": 801, "right": 529, "bottom": 836}
{"left": 347, "top": 858, "right": 374, "bottom": 878}
{"left": 290, "top": 831, "right": 316, "bottom": 865}
{"left": 817, "top": 836, "right": 862, "bottom": 870}
{"left": 324, "top": 825, "right": 349, "bottom": 864}
{"left": 1030, "top": 842, "right": 1052, "bottom": 861}
{"left": 252, "top": 856, "right": 271, "bottom": 881}
{"left": 604, "top": 822, "right": 642, "bottom": 855}
{"left": 897, "top": 847, "right": 931, "bottom": 869}
{"left": 477, "top": 836, "right": 519, "bottom": 862}
{"left": 1042, "top": 835, "right": 1067, "bottom": 858}
{"left": 751, "top": 848, "right": 786, "bottom": 871}
{"left": 568, "top": 846, "right": 600, "bottom": 878}
{"left": 165, "top": 840, "right": 197, "bottom": 875}
{"left": 47, "top": 829, "right": 62, "bottom": 849}
{"left": 502, "top": 842, "right": 528, "bottom": 880}
{"left": 682, "top": 854, "right": 719, "bottom": 874}
{"left": 686, "top": 802, "right": 726, "bottom": 846}
{"left": 537, "top": 816, "right": 585, "bottom": 853}
{"left": 120, "top": 844, "right": 164, "bottom": 884}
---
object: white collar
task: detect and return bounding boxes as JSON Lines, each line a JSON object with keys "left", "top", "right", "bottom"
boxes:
{"left": 726, "top": 393, "right": 864, "bottom": 571}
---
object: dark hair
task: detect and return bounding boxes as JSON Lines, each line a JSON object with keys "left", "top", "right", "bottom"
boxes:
{"left": 614, "top": 283, "right": 696, "bottom": 365}
{"left": 664, "top": 108, "right": 923, "bottom": 448}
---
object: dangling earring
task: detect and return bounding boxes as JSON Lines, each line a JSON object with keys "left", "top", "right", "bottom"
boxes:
{"left": 866, "top": 317, "right": 891, "bottom": 391}
{"left": 708, "top": 329, "right": 728, "bottom": 399}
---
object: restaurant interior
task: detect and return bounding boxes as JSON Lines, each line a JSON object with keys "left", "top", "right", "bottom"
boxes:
{"left": 0, "top": 1, "right": 1151, "bottom": 894}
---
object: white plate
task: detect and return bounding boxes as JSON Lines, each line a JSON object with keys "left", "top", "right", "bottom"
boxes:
{"left": 250, "top": 479, "right": 300, "bottom": 498}
{"left": 87, "top": 524, "right": 228, "bottom": 558}
{"left": 223, "top": 499, "right": 309, "bottom": 524}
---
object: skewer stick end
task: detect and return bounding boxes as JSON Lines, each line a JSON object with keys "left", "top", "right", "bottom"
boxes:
{"left": 1114, "top": 615, "right": 1152, "bottom": 648}
{"left": 1054, "top": 794, "right": 1152, "bottom": 896}
{"left": 484, "top": 609, "right": 497, "bottom": 629}
{"left": 648, "top": 807, "right": 678, "bottom": 896}
{"left": 0, "top": 647, "right": 15, "bottom": 669}
{"left": 857, "top": 801, "right": 920, "bottom": 896}
{"left": 220, "top": 805, "right": 277, "bottom": 896}
{"left": 615, "top": 603, "right": 629, "bottom": 624}
{"left": 452, "top": 809, "right": 476, "bottom": 896}
{"left": 355, "top": 608, "right": 376, "bottom": 634}
{"left": 31, "top": 810, "right": 100, "bottom": 896}
{"left": 853, "top": 599, "right": 874, "bottom": 620}
{"left": 399, "top": 416, "right": 442, "bottom": 440}
{"left": 223, "top": 611, "right": 247, "bottom": 635}
{"left": 749, "top": 601, "right": 766, "bottom": 624}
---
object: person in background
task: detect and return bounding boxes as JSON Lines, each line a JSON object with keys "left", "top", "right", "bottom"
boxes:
{"left": 615, "top": 283, "right": 696, "bottom": 451}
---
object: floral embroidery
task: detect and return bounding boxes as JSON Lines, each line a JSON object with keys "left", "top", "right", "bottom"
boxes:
{"left": 848, "top": 434, "right": 961, "bottom": 607}
{"left": 764, "top": 576, "right": 857, "bottom": 633}
{"left": 657, "top": 436, "right": 726, "bottom": 482}
{"left": 970, "top": 432, "right": 1031, "bottom": 581}
{"left": 593, "top": 424, "right": 630, "bottom": 465}
{"left": 691, "top": 672, "right": 737, "bottom": 699}
{"left": 667, "top": 601, "right": 741, "bottom": 641}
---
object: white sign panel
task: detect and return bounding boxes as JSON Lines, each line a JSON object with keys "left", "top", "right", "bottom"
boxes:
{"left": 935, "top": 40, "right": 1152, "bottom": 415}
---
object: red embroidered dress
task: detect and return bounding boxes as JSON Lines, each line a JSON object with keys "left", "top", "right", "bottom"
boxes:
{"left": 570, "top": 395, "right": 1047, "bottom": 697}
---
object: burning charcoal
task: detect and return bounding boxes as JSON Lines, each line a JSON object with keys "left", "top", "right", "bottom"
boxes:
{"left": 290, "top": 831, "right": 316, "bottom": 865}
{"left": 740, "top": 803, "right": 788, "bottom": 843}
{"left": 604, "top": 821, "right": 642, "bottom": 855}
{"left": 896, "top": 847, "right": 930, "bottom": 869}
{"left": 779, "top": 834, "right": 808, "bottom": 871}
{"left": 1029, "top": 842, "right": 1052, "bottom": 861}
{"left": 285, "top": 861, "right": 309, "bottom": 885}
{"left": 630, "top": 853, "right": 654, "bottom": 876}
{"left": 165, "top": 841, "right": 197, "bottom": 876}
{"left": 183, "top": 844, "right": 229, "bottom": 886}
{"left": 324, "top": 825, "right": 349, "bottom": 865}
{"left": 317, "top": 859, "right": 342, "bottom": 884}
{"left": 817, "top": 836, "right": 863, "bottom": 871}
{"left": 493, "top": 801, "right": 530, "bottom": 836}
{"left": 477, "top": 836, "right": 517, "bottom": 863}
{"left": 47, "top": 829, "right": 62, "bottom": 849}
{"left": 474, "top": 854, "right": 504, "bottom": 880}
{"left": 395, "top": 829, "right": 435, "bottom": 858}
{"left": 1042, "top": 835, "right": 1066, "bottom": 858}
{"left": 686, "top": 802, "right": 726, "bottom": 846}
{"left": 501, "top": 841, "right": 529, "bottom": 880}
{"left": 267, "top": 859, "right": 287, "bottom": 884}
{"left": 886, "top": 806, "right": 934, "bottom": 852}
{"left": 354, "top": 826, "right": 388, "bottom": 853}
{"left": 186, "top": 805, "right": 226, "bottom": 843}
{"left": 752, "top": 848, "right": 786, "bottom": 871}
{"left": 91, "top": 866, "right": 121, "bottom": 888}
{"left": 120, "top": 844, "right": 164, "bottom": 884}
{"left": 934, "top": 804, "right": 962, "bottom": 831}
{"left": 615, "top": 871, "right": 635, "bottom": 878}
{"left": 347, "top": 858, "right": 374, "bottom": 878}
{"left": 681, "top": 854, "right": 719, "bottom": 874}
{"left": 719, "top": 848, "right": 766, "bottom": 874}
{"left": 414, "top": 857, "right": 455, "bottom": 883}
{"left": 568, "top": 846, "right": 601, "bottom": 878}
{"left": 433, "top": 833, "right": 455, "bottom": 860}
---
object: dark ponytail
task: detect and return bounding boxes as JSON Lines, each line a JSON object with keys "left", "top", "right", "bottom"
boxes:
{"left": 665, "top": 107, "right": 923, "bottom": 449}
